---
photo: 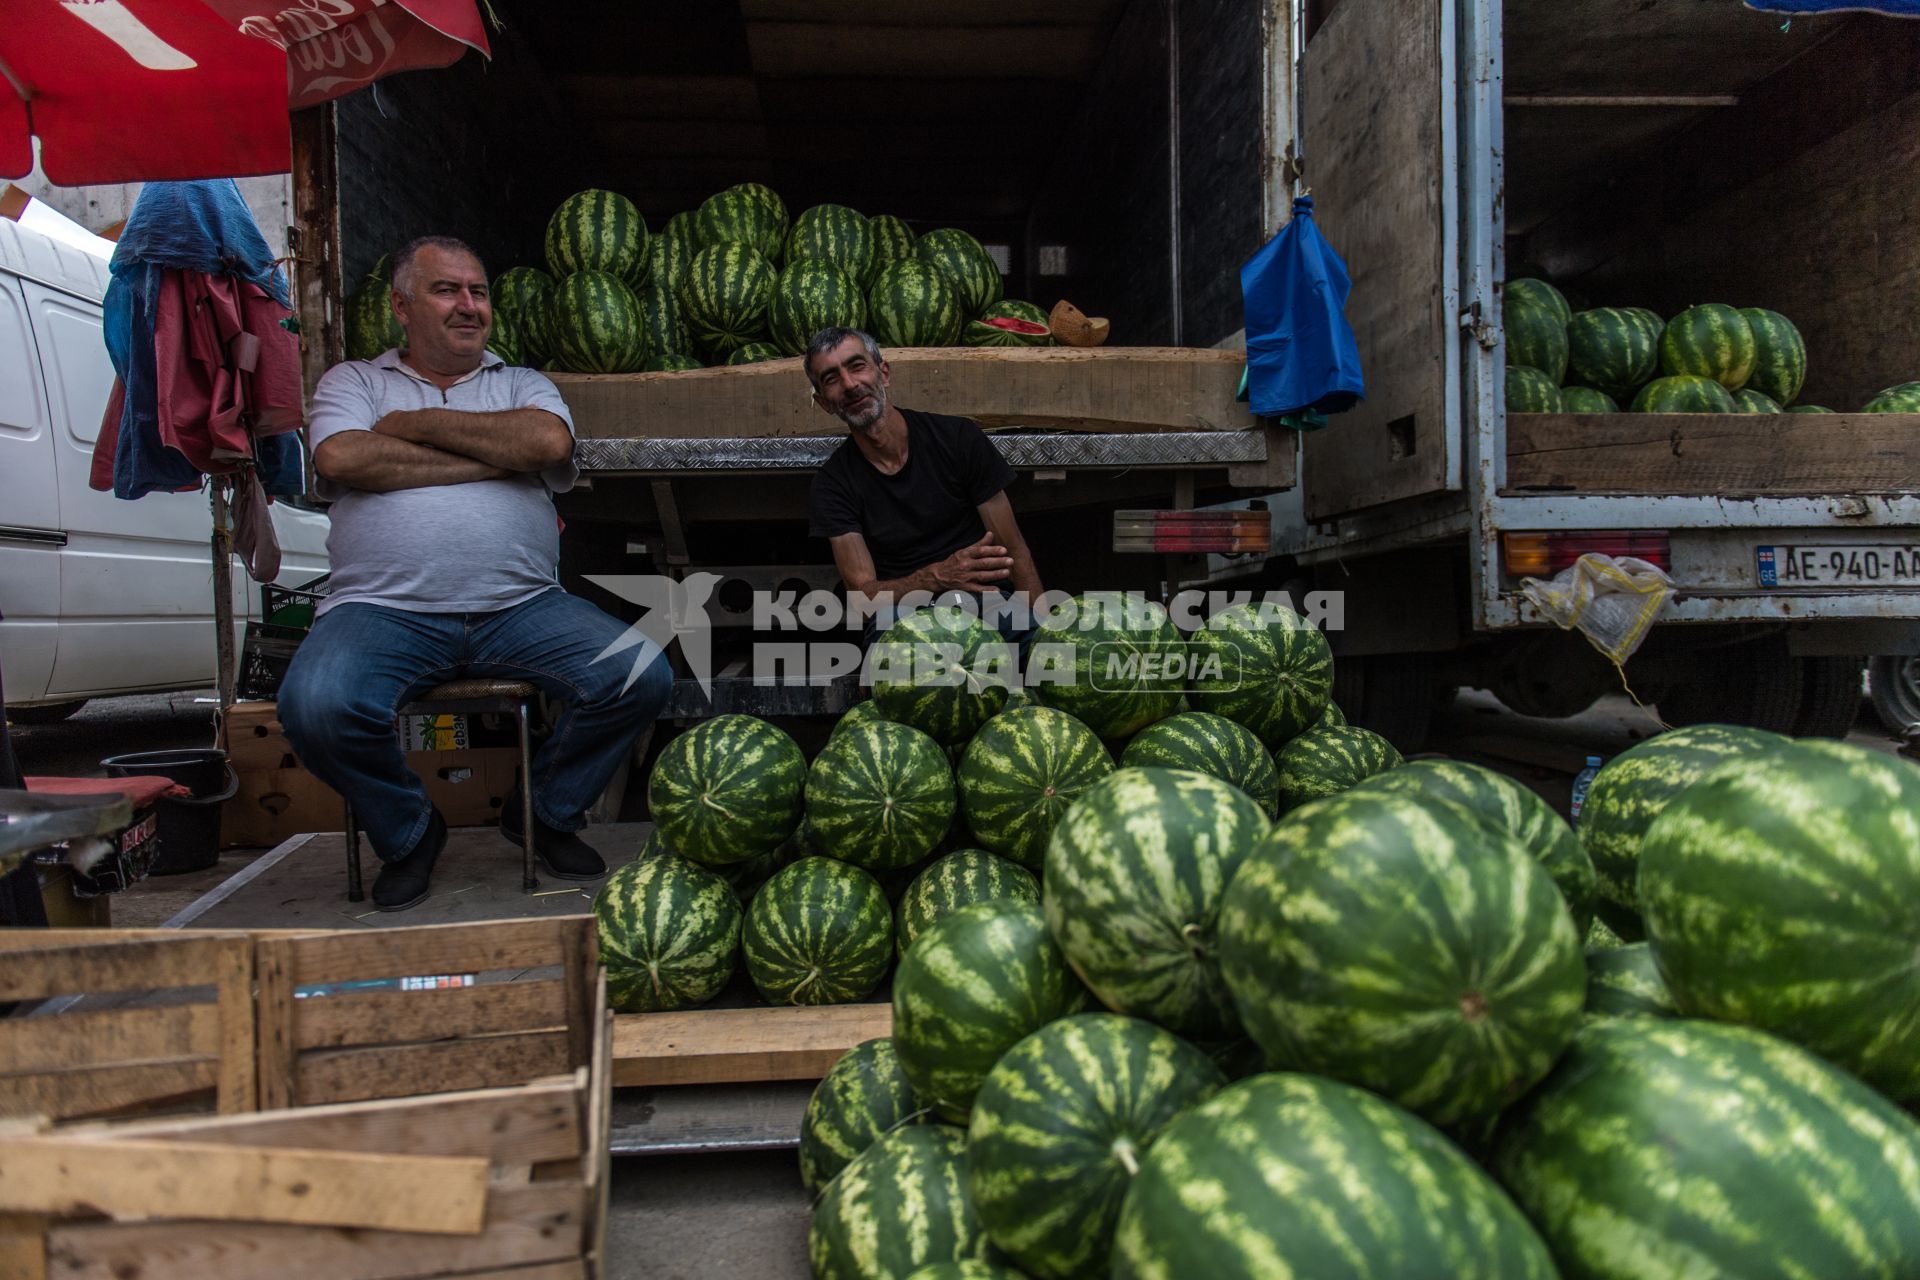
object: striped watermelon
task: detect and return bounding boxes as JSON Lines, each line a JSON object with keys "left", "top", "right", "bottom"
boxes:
{"left": 642, "top": 232, "right": 694, "bottom": 296}
{"left": 1507, "top": 365, "right": 1565, "bottom": 413}
{"left": 1864, "top": 381, "right": 1920, "bottom": 412}
{"left": 636, "top": 281, "right": 693, "bottom": 360}
{"left": 484, "top": 305, "right": 523, "bottom": 366}
{"left": 1506, "top": 277, "right": 1571, "bottom": 325}
{"left": 1347, "top": 757, "right": 1597, "bottom": 934}
{"left": 1120, "top": 712, "right": 1279, "bottom": 817}
{"left": 1561, "top": 386, "right": 1619, "bottom": 412}
{"left": 345, "top": 280, "right": 403, "bottom": 360}
{"left": 873, "top": 605, "right": 1016, "bottom": 745}
{"left": 1659, "top": 303, "right": 1757, "bottom": 390}
{"left": 648, "top": 713, "right": 806, "bottom": 867}
{"left": 786, "top": 204, "right": 874, "bottom": 283}
{"left": 811, "top": 1125, "right": 1000, "bottom": 1280}
{"left": 1030, "top": 593, "right": 1183, "bottom": 740}
{"left": 1219, "top": 789, "right": 1586, "bottom": 1124}
{"left": 915, "top": 228, "right": 1003, "bottom": 318}
{"left": 896, "top": 850, "right": 1040, "bottom": 956}
{"left": 980, "top": 299, "right": 1050, "bottom": 329}
{"left": 642, "top": 353, "right": 702, "bottom": 372}
{"left": 768, "top": 260, "right": 867, "bottom": 356}
{"left": 1271, "top": 725, "right": 1402, "bottom": 813}
{"left": 1787, "top": 403, "right": 1835, "bottom": 413}
{"left": 964, "top": 317, "right": 1051, "bottom": 347}
{"left": 1115, "top": 1074, "right": 1557, "bottom": 1279}
{"left": 1493, "top": 1018, "right": 1920, "bottom": 1280}
{"left": 867, "top": 213, "right": 917, "bottom": 283}
{"left": 1185, "top": 600, "right": 1334, "bottom": 748}
{"left": 957, "top": 705, "right": 1114, "bottom": 871}
{"left": 904, "top": 1264, "right": 1025, "bottom": 1280}
{"left": 1733, "top": 387, "right": 1781, "bottom": 412}
{"left": 683, "top": 242, "right": 775, "bottom": 360}
{"left": 1631, "top": 374, "right": 1736, "bottom": 412}
{"left": 592, "top": 852, "right": 740, "bottom": 1013}
{"left": 725, "top": 342, "right": 783, "bottom": 365}
{"left": 551, "top": 270, "right": 646, "bottom": 373}
{"left": 742, "top": 856, "right": 892, "bottom": 1005}
{"left": 662, "top": 210, "right": 696, "bottom": 244}
{"left": 1583, "top": 942, "right": 1676, "bottom": 1022}
{"left": 807, "top": 721, "right": 956, "bottom": 873}
{"left": 1315, "top": 700, "right": 1347, "bottom": 729}
{"left": 1506, "top": 300, "right": 1569, "bottom": 385}
{"left": 830, "top": 697, "right": 891, "bottom": 740}
{"left": 1566, "top": 307, "right": 1661, "bottom": 399}
{"left": 869, "top": 258, "right": 964, "bottom": 347}
{"left": 491, "top": 266, "right": 557, "bottom": 366}
{"left": 1638, "top": 739, "right": 1920, "bottom": 1102}
{"left": 1046, "top": 768, "right": 1272, "bottom": 1040}
{"left": 967, "top": 1013, "right": 1225, "bottom": 1280}
{"left": 1577, "top": 723, "right": 1787, "bottom": 940}
{"left": 1584, "top": 915, "right": 1627, "bottom": 951}
{"left": 544, "top": 188, "right": 647, "bottom": 286}
{"left": 693, "top": 182, "right": 788, "bottom": 260}
{"left": 799, "top": 1037, "right": 926, "bottom": 1195}
{"left": 1739, "top": 307, "right": 1807, "bottom": 405}
{"left": 893, "top": 901, "right": 1090, "bottom": 1122}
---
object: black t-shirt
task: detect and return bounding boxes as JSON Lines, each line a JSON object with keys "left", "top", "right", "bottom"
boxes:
{"left": 808, "top": 408, "right": 1016, "bottom": 581}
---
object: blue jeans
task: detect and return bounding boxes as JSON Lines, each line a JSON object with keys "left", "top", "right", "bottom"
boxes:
{"left": 278, "top": 589, "right": 670, "bottom": 862}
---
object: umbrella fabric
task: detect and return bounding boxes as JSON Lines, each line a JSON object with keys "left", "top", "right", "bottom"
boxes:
{"left": 1240, "top": 196, "right": 1367, "bottom": 419}
{"left": 1, "top": 1, "right": 488, "bottom": 185}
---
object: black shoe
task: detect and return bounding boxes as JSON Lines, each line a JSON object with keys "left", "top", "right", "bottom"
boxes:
{"left": 373, "top": 808, "right": 446, "bottom": 911}
{"left": 499, "top": 793, "right": 608, "bottom": 880}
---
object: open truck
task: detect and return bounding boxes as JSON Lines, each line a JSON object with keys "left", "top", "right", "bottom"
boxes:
{"left": 284, "top": 0, "right": 1920, "bottom": 748}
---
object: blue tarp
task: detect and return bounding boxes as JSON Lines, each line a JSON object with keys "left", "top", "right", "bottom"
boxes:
{"left": 1239, "top": 195, "right": 1365, "bottom": 420}
{"left": 102, "top": 180, "right": 304, "bottom": 499}
{"left": 1743, "top": 0, "right": 1920, "bottom": 12}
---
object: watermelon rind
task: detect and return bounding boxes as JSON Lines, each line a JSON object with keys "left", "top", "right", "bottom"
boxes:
{"left": 1185, "top": 599, "right": 1334, "bottom": 748}
{"left": 1567, "top": 306, "right": 1661, "bottom": 400}
{"left": 742, "top": 856, "right": 892, "bottom": 1006}
{"left": 1659, "top": 303, "right": 1757, "bottom": 390}
{"left": 682, "top": 242, "right": 776, "bottom": 360}
{"left": 1786, "top": 404, "right": 1834, "bottom": 413}
{"left": 1045, "top": 768, "right": 1272, "bottom": 1041}
{"left": 799, "top": 1036, "right": 926, "bottom": 1196}
{"left": 914, "top": 227, "right": 1004, "bottom": 318}
{"left": 1506, "top": 277, "right": 1571, "bottom": 325}
{"left": 1637, "top": 739, "right": 1920, "bottom": 1102}
{"left": 1631, "top": 374, "right": 1737, "bottom": 413}
{"left": 641, "top": 232, "right": 693, "bottom": 297}
{"left": 1560, "top": 386, "right": 1619, "bottom": 413}
{"left": 1863, "top": 380, "right": 1920, "bottom": 413}
{"left": 1506, "top": 300, "right": 1569, "bottom": 385}
{"left": 1493, "top": 1017, "right": 1920, "bottom": 1280}
{"left": 785, "top": 203, "right": 875, "bottom": 284}
{"left": 1119, "top": 711, "right": 1280, "bottom": 817}
{"left": 967, "top": 1013, "right": 1225, "bottom": 1280}
{"left": 895, "top": 850, "right": 1040, "bottom": 957}
{"left": 693, "top": 182, "right": 788, "bottom": 261}
{"left": 904, "top": 1264, "right": 1026, "bottom": 1280}
{"left": 551, "top": 269, "right": 646, "bottom": 373}
{"left": 963, "top": 317, "right": 1052, "bottom": 348}
{"left": 807, "top": 720, "right": 956, "bottom": 873}
{"left": 1582, "top": 942, "right": 1677, "bottom": 1022}
{"left": 1219, "top": 788, "right": 1586, "bottom": 1124}
{"left": 544, "top": 188, "right": 647, "bottom": 286}
{"left": 1270, "top": 724, "right": 1402, "bottom": 814}
{"left": 724, "top": 342, "right": 783, "bottom": 366}
{"left": 810, "top": 1125, "right": 999, "bottom": 1280}
{"left": 641, "top": 353, "right": 702, "bottom": 372}
{"left": 1028, "top": 593, "right": 1184, "bottom": 740}
{"left": 1738, "top": 307, "right": 1808, "bottom": 405}
{"left": 867, "top": 213, "right": 918, "bottom": 285}
{"left": 869, "top": 257, "right": 964, "bottom": 347}
{"left": 1731, "top": 387, "right": 1782, "bottom": 413}
{"left": 592, "top": 852, "right": 740, "bottom": 1013}
{"left": 979, "top": 299, "right": 1051, "bottom": 330}
{"left": 345, "top": 280, "right": 403, "bottom": 361}
{"left": 636, "top": 281, "right": 694, "bottom": 360}
{"left": 957, "top": 704, "right": 1115, "bottom": 871}
{"left": 491, "top": 265, "right": 557, "bottom": 366}
{"left": 647, "top": 713, "right": 805, "bottom": 866}
{"left": 768, "top": 259, "right": 867, "bottom": 356}
{"left": 871, "top": 604, "right": 1017, "bottom": 745}
{"left": 1506, "top": 364, "right": 1564, "bottom": 413}
{"left": 1115, "top": 1074, "right": 1558, "bottom": 1279}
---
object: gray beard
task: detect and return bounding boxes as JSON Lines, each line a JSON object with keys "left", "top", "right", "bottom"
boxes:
{"left": 838, "top": 383, "right": 888, "bottom": 432}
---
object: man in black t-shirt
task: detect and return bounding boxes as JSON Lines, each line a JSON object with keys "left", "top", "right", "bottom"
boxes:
{"left": 804, "top": 328, "right": 1043, "bottom": 640}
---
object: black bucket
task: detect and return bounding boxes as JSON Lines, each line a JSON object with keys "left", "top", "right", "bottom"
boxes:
{"left": 100, "top": 748, "right": 239, "bottom": 876}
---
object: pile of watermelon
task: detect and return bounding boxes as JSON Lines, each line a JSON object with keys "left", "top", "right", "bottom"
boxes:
{"left": 463, "top": 186, "right": 1054, "bottom": 376}
{"left": 1503, "top": 276, "right": 1920, "bottom": 415}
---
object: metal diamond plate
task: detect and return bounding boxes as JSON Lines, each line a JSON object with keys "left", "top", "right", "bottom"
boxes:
{"left": 574, "top": 431, "right": 1266, "bottom": 473}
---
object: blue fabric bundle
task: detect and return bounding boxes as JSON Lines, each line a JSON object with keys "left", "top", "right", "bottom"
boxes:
{"left": 1239, "top": 195, "right": 1366, "bottom": 420}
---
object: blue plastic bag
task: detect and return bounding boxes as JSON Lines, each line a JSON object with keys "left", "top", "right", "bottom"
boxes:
{"left": 1239, "top": 195, "right": 1366, "bottom": 419}
{"left": 1743, "top": 1, "right": 1919, "bottom": 12}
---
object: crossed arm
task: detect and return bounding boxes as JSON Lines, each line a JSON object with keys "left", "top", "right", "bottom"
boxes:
{"left": 313, "top": 407, "right": 574, "bottom": 494}
{"left": 829, "top": 492, "right": 1044, "bottom": 602}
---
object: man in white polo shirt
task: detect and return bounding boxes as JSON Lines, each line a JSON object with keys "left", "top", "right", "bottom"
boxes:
{"left": 279, "top": 235, "right": 668, "bottom": 911}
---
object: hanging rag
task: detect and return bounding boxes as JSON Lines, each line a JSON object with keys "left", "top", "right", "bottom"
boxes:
{"left": 1520, "top": 554, "right": 1676, "bottom": 668}
{"left": 1239, "top": 195, "right": 1366, "bottom": 421}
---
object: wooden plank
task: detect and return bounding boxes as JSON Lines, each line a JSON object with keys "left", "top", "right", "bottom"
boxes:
{"left": 0, "top": 1059, "right": 216, "bottom": 1122}
{"left": 0, "top": 935, "right": 245, "bottom": 1001}
{"left": 45, "top": 1179, "right": 589, "bottom": 1280}
{"left": 583, "top": 982, "right": 610, "bottom": 1275}
{"left": 293, "top": 982, "right": 567, "bottom": 1051}
{"left": 562, "top": 921, "right": 598, "bottom": 1079}
{"left": 289, "top": 104, "right": 342, "bottom": 407}
{"left": 612, "top": 1004, "right": 892, "bottom": 1087}
{"left": 438, "top": 1265, "right": 586, "bottom": 1280}
{"left": 68, "top": 1081, "right": 582, "bottom": 1165}
{"left": 0, "top": 1212, "right": 45, "bottom": 1280}
{"left": 295, "top": 1032, "right": 576, "bottom": 1108}
{"left": 0, "top": 1136, "right": 489, "bottom": 1234}
{"left": 1299, "top": 0, "right": 1452, "bottom": 520}
{"left": 555, "top": 347, "right": 1255, "bottom": 442}
{"left": 214, "top": 934, "right": 256, "bottom": 1115}
{"left": 274, "top": 918, "right": 577, "bottom": 986}
{"left": 1504, "top": 413, "right": 1920, "bottom": 494}
{"left": 0, "top": 1004, "right": 217, "bottom": 1075}
{"left": 255, "top": 930, "right": 297, "bottom": 1112}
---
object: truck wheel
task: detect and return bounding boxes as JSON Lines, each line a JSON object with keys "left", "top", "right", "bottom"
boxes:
{"left": 6, "top": 700, "right": 88, "bottom": 726}
{"left": 1790, "top": 657, "right": 1865, "bottom": 739}
{"left": 1656, "top": 637, "right": 1803, "bottom": 734}
{"left": 1869, "top": 655, "right": 1920, "bottom": 736}
{"left": 1334, "top": 653, "right": 1436, "bottom": 755}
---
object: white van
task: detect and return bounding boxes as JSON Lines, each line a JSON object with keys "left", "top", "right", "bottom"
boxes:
{"left": 0, "top": 217, "right": 329, "bottom": 722}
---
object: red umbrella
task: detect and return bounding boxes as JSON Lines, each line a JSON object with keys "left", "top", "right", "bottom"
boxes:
{"left": 0, "top": 1, "right": 489, "bottom": 185}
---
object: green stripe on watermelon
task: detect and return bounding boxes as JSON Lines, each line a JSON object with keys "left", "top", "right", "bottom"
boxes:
{"left": 1029, "top": 593, "right": 1184, "bottom": 740}
{"left": 742, "top": 856, "right": 892, "bottom": 1005}
{"left": 592, "top": 852, "right": 740, "bottom": 1013}
{"left": 1270, "top": 725, "right": 1401, "bottom": 813}
{"left": 1561, "top": 386, "right": 1619, "bottom": 412}
{"left": 1567, "top": 307, "right": 1661, "bottom": 400}
{"left": 895, "top": 850, "right": 1040, "bottom": 956}
{"left": 1219, "top": 789, "right": 1586, "bottom": 1124}
{"left": 799, "top": 1036, "right": 927, "bottom": 1196}
{"left": 1045, "top": 768, "right": 1272, "bottom": 1041}
{"left": 1506, "top": 278, "right": 1571, "bottom": 325}
{"left": 872, "top": 605, "right": 1016, "bottom": 745}
{"left": 345, "top": 281, "right": 403, "bottom": 360}
{"left": 1864, "top": 381, "right": 1920, "bottom": 412}
{"left": 1185, "top": 600, "right": 1334, "bottom": 748}
{"left": 1738, "top": 307, "right": 1807, "bottom": 405}
{"left": 867, "top": 213, "right": 917, "bottom": 284}
{"left": 648, "top": 713, "right": 806, "bottom": 866}
{"left": 1631, "top": 374, "right": 1736, "bottom": 412}
{"left": 1506, "top": 299, "right": 1569, "bottom": 384}
{"left": 807, "top": 720, "right": 957, "bottom": 872}
{"left": 544, "top": 188, "right": 647, "bottom": 286}
{"left": 642, "top": 353, "right": 702, "bottom": 372}
{"left": 893, "top": 901, "right": 1091, "bottom": 1122}
{"left": 683, "top": 242, "right": 776, "bottom": 360}
{"left": 905, "top": 1264, "right": 1027, "bottom": 1280}
{"left": 967, "top": 1013, "right": 1225, "bottom": 1280}
{"left": 483, "top": 305, "right": 522, "bottom": 366}
{"left": 693, "top": 182, "right": 788, "bottom": 261}
{"left": 1583, "top": 942, "right": 1677, "bottom": 1022}
{"left": 869, "top": 258, "right": 964, "bottom": 347}
{"left": 1114, "top": 1074, "right": 1558, "bottom": 1280}
{"left": 641, "top": 232, "right": 694, "bottom": 297}
{"left": 1786, "top": 403, "right": 1834, "bottom": 413}
{"left": 810, "top": 1125, "right": 1001, "bottom": 1280}
{"left": 958, "top": 704, "right": 1114, "bottom": 871}
{"left": 1507, "top": 365, "right": 1565, "bottom": 413}
{"left": 1659, "top": 303, "right": 1757, "bottom": 390}
{"left": 1120, "top": 711, "right": 1280, "bottom": 817}
{"left": 786, "top": 203, "right": 875, "bottom": 283}
{"left": 551, "top": 269, "right": 646, "bottom": 373}
{"left": 725, "top": 342, "right": 783, "bottom": 365}
{"left": 964, "top": 316, "right": 1051, "bottom": 347}
{"left": 1731, "top": 387, "right": 1782, "bottom": 412}
{"left": 491, "top": 266, "right": 557, "bottom": 366}
{"left": 830, "top": 697, "right": 892, "bottom": 740}
{"left": 662, "top": 210, "right": 696, "bottom": 245}
{"left": 1492, "top": 1018, "right": 1920, "bottom": 1280}
{"left": 768, "top": 260, "right": 868, "bottom": 356}
{"left": 636, "top": 280, "right": 694, "bottom": 360}
{"left": 1638, "top": 739, "right": 1920, "bottom": 1103}
{"left": 914, "top": 227, "right": 1003, "bottom": 318}
{"left": 979, "top": 299, "right": 1051, "bottom": 330}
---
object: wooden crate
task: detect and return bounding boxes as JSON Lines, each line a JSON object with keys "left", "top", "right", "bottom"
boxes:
{"left": 0, "top": 919, "right": 610, "bottom": 1280}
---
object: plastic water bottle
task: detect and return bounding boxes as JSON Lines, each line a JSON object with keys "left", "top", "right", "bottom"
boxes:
{"left": 1569, "top": 755, "right": 1604, "bottom": 822}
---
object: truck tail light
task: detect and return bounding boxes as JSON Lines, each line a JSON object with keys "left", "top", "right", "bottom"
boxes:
{"left": 1113, "top": 509, "right": 1271, "bottom": 555}
{"left": 1503, "top": 531, "right": 1671, "bottom": 577}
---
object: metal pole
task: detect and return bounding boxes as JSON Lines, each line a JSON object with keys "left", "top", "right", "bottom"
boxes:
{"left": 210, "top": 480, "right": 238, "bottom": 710}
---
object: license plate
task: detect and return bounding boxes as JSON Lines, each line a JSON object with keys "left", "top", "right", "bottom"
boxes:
{"left": 1756, "top": 545, "right": 1920, "bottom": 587}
